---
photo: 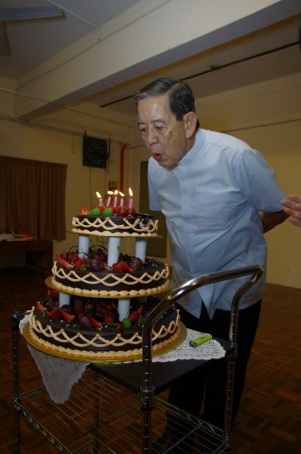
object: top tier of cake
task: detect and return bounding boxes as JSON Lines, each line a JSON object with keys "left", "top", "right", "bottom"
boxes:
{"left": 72, "top": 212, "right": 158, "bottom": 237}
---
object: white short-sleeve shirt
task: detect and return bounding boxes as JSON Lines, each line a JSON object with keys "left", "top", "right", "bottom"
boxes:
{"left": 148, "top": 128, "right": 286, "bottom": 318}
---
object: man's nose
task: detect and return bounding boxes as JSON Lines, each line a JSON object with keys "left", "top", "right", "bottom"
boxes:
{"left": 145, "top": 128, "right": 158, "bottom": 145}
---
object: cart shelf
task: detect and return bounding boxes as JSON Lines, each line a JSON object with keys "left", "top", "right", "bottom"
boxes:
{"left": 12, "top": 265, "right": 263, "bottom": 453}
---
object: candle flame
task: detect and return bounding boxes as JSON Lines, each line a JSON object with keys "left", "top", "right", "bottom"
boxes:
{"left": 129, "top": 188, "right": 133, "bottom": 197}
{"left": 96, "top": 191, "right": 101, "bottom": 198}
{"left": 119, "top": 191, "right": 124, "bottom": 197}
{"left": 107, "top": 190, "right": 113, "bottom": 195}
{"left": 114, "top": 189, "right": 119, "bottom": 195}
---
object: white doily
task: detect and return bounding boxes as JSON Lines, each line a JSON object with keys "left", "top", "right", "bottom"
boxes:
{"left": 20, "top": 311, "right": 89, "bottom": 404}
{"left": 21, "top": 314, "right": 225, "bottom": 403}
{"left": 27, "top": 345, "right": 89, "bottom": 404}
{"left": 153, "top": 328, "right": 225, "bottom": 362}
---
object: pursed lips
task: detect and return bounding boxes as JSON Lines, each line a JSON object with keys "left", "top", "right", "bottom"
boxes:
{"left": 152, "top": 153, "right": 163, "bottom": 162}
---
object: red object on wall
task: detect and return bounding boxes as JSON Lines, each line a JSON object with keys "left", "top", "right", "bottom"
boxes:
{"left": 119, "top": 144, "right": 126, "bottom": 192}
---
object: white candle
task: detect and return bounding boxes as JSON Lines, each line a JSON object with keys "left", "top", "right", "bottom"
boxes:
{"left": 107, "top": 237, "right": 121, "bottom": 266}
{"left": 59, "top": 292, "right": 71, "bottom": 308}
{"left": 96, "top": 191, "right": 103, "bottom": 207}
{"left": 78, "top": 235, "right": 90, "bottom": 258}
{"left": 118, "top": 299, "right": 130, "bottom": 321}
{"left": 135, "top": 238, "right": 147, "bottom": 263}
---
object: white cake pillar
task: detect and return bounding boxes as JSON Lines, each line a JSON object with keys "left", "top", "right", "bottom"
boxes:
{"left": 59, "top": 292, "right": 71, "bottom": 308}
{"left": 135, "top": 238, "right": 147, "bottom": 263}
{"left": 118, "top": 298, "right": 130, "bottom": 321}
{"left": 78, "top": 235, "right": 90, "bottom": 258}
{"left": 107, "top": 237, "right": 121, "bottom": 266}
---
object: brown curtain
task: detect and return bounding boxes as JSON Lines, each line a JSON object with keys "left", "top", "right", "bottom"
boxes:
{"left": 0, "top": 156, "right": 67, "bottom": 240}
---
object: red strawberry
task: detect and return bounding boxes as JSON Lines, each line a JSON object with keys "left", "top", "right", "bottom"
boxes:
{"left": 122, "top": 263, "right": 133, "bottom": 273}
{"left": 104, "top": 315, "right": 115, "bottom": 324}
{"left": 117, "top": 322, "right": 124, "bottom": 331}
{"left": 115, "top": 205, "right": 128, "bottom": 216}
{"left": 73, "top": 257, "right": 86, "bottom": 269}
{"left": 112, "top": 262, "right": 132, "bottom": 272}
{"left": 128, "top": 311, "right": 139, "bottom": 323}
{"left": 36, "top": 301, "right": 46, "bottom": 311}
{"left": 106, "top": 301, "right": 116, "bottom": 310}
{"left": 80, "top": 207, "right": 89, "bottom": 214}
{"left": 48, "top": 309, "right": 61, "bottom": 320}
{"left": 90, "top": 317, "right": 102, "bottom": 328}
{"left": 72, "top": 302, "right": 84, "bottom": 314}
{"left": 112, "top": 262, "right": 124, "bottom": 272}
{"left": 97, "top": 307, "right": 109, "bottom": 315}
{"left": 60, "top": 310, "right": 75, "bottom": 321}
{"left": 56, "top": 255, "right": 73, "bottom": 269}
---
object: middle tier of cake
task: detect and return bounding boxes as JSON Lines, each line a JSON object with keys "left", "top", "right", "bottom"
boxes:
{"left": 50, "top": 257, "right": 170, "bottom": 298}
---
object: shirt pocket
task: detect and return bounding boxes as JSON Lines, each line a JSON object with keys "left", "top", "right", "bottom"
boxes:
{"left": 191, "top": 192, "right": 245, "bottom": 232}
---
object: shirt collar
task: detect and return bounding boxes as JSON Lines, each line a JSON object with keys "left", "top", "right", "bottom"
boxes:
{"left": 178, "top": 128, "right": 203, "bottom": 167}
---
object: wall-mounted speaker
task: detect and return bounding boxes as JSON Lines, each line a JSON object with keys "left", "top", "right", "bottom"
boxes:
{"left": 82, "top": 134, "right": 109, "bottom": 169}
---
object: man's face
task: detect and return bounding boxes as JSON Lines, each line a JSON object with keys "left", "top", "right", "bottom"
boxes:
{"left": 137, "top": 94, "right": 195, "bottom": 170}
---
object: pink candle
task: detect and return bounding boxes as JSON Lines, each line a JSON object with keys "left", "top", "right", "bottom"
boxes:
{"left": 96, "top": 191, "right": 103, "bottom": 207}
{"left": 106, "top": 191, "right": 113, "bottom": 207}
{"left": 128, "top": 188, "right": 134, "bottom": 210}
{"left": 119, "top": 191, "right": 124, "bottom": 206}
{"left": 113, "top": 190, "right": 119, "bottom": 208}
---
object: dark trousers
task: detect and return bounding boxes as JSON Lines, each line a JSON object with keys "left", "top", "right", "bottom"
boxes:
{"left": 167, "top": 300, "right": 262, "bottom": 429}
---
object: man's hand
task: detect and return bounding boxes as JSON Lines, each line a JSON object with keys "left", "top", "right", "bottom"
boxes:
{"left": 281, "top": 195, "right": 301, "bottom": 227}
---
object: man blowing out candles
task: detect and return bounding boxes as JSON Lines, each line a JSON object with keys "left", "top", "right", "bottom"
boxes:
{"left": 135, "top": 77, "right": 289, "bottom": 452}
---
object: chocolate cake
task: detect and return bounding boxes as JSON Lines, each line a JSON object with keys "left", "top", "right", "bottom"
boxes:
{"left": 26, "top": 198, "right": 181, "bottom": 361}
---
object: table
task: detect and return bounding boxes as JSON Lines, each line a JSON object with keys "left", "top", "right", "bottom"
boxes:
{"left": 0, "top": 239, "right": 53, "bottom": 271}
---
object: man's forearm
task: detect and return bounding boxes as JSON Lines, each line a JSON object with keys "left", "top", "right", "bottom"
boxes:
{"left": 258, "top": 210, "right": 288, "bottom": 233}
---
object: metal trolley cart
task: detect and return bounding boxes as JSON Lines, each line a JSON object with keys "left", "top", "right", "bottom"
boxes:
{"left": 12, "top": 265, "right": 262, "bottom": 453}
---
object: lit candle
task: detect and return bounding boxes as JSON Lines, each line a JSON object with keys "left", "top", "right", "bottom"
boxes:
{"left": 96, "top": 191, "right": 103, "bottom": 207}
{"left": 113, "top": 190, "right": 119, "bottom": 208}
{"left": 119, "top": 191, "right": 124, "bottom": 206}
{"left": 128, "top": 188, "right": 134, "bottom": 210}
{"left": 106, "top": 191, "right": 113, "bottom": 207}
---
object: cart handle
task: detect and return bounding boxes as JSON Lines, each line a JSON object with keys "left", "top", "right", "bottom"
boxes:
{"left": 141, "top": 265, "right": 263, "bottom": 386}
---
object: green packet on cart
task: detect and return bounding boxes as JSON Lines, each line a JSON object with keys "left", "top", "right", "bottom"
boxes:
{"left": 189, "top": 333, "right": 212, "bottom": 348}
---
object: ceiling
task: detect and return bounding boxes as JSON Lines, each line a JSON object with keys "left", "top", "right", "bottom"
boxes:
{"left": 0, "top": 0, "right": 301, "bottom": 116}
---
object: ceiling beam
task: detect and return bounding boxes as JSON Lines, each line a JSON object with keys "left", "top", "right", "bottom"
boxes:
{"left": 15, "top": 0, "right": 301, "bottom": 120}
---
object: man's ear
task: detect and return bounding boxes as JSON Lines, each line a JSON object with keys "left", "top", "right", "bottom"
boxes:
{"left": 183, "top": 112, "right": 198, "bottom": 138}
